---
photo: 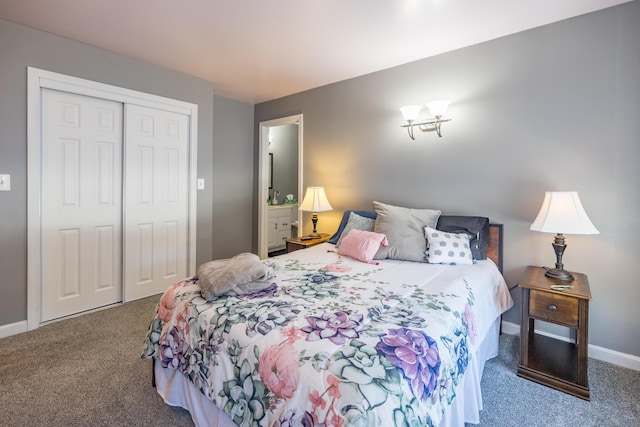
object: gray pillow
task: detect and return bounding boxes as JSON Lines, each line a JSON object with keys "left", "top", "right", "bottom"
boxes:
{"left": 328, "top": 210, "right": 377, "bottom": 244}
{"left": 335, "top": 212, "right": 376, "bottom": 247}
{"left": 372, "top": 201, "right": 441, "bottom": 262}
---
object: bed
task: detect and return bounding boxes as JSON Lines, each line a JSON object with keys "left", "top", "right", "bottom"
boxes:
{"left": 142, "top": 204, "right": 513, "bottom": 427}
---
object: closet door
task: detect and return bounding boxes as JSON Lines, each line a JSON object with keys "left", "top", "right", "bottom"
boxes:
{"left": 41, "top": 89, "right": 123, "bottom": 321}
{"left": 123, "top": 104, "right": 190, "bottom": 300}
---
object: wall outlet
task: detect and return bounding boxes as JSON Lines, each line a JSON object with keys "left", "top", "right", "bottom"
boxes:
{"left": 0, "top": 174, "right": 10, "bottom": 191}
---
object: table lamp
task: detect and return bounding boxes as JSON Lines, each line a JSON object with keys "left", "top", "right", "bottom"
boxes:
{"left": 299, "top": 186, "right": 333, "bottom": 238}
{"left": 530, "top": 191, "right": 599, "bottom": 281}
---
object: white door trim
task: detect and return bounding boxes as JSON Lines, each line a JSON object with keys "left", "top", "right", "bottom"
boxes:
{"left": 257, "top": 114, "right": 303, "bottom": 259}
{"left": 27, "top": 67, "right": 198, "bottom": 330}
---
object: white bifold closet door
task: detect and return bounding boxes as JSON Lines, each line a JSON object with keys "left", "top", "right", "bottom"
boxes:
{"left": 123, "top": 104, "right": 189, "bottom": 301}
{"left": 40, "top": 89, "right": 190, "bottom": 321}
{"left": 41, "top": 89, "right": 124, "bottom": 321}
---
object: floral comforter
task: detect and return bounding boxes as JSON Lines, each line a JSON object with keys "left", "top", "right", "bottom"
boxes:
{"left": 142, "top": 244, "right": 513, "bottom": 427}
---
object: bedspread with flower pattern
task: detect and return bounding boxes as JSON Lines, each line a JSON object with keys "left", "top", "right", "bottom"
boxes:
{"left": 142, "top": 244, "right": 513, "bottom": 427}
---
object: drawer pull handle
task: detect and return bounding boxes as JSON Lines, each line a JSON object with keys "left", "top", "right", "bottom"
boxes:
{"left": 548, "top": 305, "right": 557, "bottom": 311}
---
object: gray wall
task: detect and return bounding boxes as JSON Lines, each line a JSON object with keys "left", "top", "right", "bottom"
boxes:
{"left": 212, "top": 95, "right": 255, "bottom": 257}
{"left": 0, "top": 19, "right": 254, "bottom": 327}
{"left": 255, "top": 2, "right": 640, "bottom": 357}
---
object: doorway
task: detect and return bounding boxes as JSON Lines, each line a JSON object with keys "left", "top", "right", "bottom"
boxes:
{"left": 258, "top": 114, "right": 303, "bottom": 259}
{"left": 27, "top": 68, "right": 198, "bottom": 329}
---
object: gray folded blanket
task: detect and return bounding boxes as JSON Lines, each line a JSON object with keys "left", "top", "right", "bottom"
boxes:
{"left": 197, "top": 252, "right": 275, "bottom": 300}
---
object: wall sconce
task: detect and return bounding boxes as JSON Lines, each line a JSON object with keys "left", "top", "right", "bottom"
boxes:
{"left": 400, "top": 100, "right": 452, "bottom": 139}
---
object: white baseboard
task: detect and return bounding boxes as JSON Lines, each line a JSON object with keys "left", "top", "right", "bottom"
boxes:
{"left": 501, "top": 320, "right": 640, "bottom": 371}
{"left": 0, "top": 320, "right": 28, "bottom": 339}
{"left": 501, "top": 320, "right": 520, "bottom": 336}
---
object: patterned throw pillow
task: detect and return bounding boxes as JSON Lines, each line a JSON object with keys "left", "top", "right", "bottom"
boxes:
{"left": 436, "top": 215, "right": 490, "bottom": 260}
{"left": 424, "top": 226, "right": 474, "bottom": 265}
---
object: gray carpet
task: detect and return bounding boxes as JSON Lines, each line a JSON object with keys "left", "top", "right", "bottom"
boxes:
{"left": 0, "top": 296, "right": 192, "bottom": 426}
{"left": 473, "top": 334, "right": 639, "bottom": 426}
{"left": 0, "top": 298, "right": 638, "bottom": 426}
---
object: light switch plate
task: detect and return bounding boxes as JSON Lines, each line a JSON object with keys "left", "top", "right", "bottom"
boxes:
{"left": 197, "top": 178, "right": 205, "bottom": 190}
{"left": 0, "top": 174, "right": 10, "bottom": 191}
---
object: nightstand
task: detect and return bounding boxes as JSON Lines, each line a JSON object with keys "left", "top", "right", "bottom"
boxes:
{"left": 517, "top": 265, "right": 591, "bottom": 400}
{"left": 286, "top": 234, "right": 330, "bottom": 253}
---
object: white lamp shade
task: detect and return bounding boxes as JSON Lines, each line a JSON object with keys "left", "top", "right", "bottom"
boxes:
{"left": 400, "top": 105, "right": 423, "bottom": 122}
{"left": 427, "top": 100, "right": 449, "bottom": 118}
{"left": 299, "top": 187, "right": 333, "bottom": 212}
{"left": 530, "top": 191, "right": 599, "bottom": 234}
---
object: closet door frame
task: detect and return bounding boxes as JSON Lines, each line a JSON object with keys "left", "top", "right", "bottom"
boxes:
{"left": 27, "top": 67, "right": 198, "bottom": 330}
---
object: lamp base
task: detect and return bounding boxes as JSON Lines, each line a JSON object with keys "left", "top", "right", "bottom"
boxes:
{"left": 544, "top": 233, "right": 574, "bottom": 281}
{"left": 308, "top": 212, "right": 320, "bottom": 239}
{"left": 544, "top": 267, "right": 575, "bottom": 281}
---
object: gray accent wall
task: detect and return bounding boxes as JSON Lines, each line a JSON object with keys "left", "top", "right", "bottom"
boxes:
{"left": 0, "top": 19, "right": 254, "bottom": 327}
{"left": 255, "top": 2, "right": 640, "bottom": 358}
{"left": 212, "top": 95, "right": 255, "bottom": 257}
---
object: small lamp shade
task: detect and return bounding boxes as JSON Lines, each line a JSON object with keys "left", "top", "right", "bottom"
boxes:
{"left": 299, "top": 187, "right": 333, "bottom": 213}
{"left": 299, "top": 187, "right": 333, "bottom": 238}
{"left": 530, "top": 191, "right": 599, "bottom": 235}
{"left": 530, "top": 191, "right": 598, "bottom": 281}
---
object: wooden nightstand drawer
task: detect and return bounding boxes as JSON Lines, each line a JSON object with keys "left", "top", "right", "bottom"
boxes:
{"left": 530, "top": 289, "right": 579, "bottom": 328}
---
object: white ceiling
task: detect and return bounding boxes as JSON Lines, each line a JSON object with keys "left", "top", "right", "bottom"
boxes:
{"left": 0, "top": 0, "right": 630, "bottom": 104}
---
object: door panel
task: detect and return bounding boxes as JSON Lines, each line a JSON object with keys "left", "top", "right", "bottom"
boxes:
{"left": 41, "top": 89, "right": 123, "bottom": 321}
{"left": 124, "top": 104, "right": 190, "bottom": 300}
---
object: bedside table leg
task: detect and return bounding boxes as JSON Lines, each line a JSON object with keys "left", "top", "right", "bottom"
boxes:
{"left": 577, "top": 300, "right": 589, "bottom": 387}
{"left": 520, "top": 288, "right": 531, "bottom": 366}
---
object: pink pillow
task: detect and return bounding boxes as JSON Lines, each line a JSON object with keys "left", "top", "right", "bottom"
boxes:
{"left": 337, "top": 229, "right": 388, "bottom": 264}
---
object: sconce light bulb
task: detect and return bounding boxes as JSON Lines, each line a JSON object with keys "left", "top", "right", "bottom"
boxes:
{"left": 427, "top": 100, "right": 450, "bottom": 118}
{"left": 400, "top": 105, "right": 423, "bottom": 123}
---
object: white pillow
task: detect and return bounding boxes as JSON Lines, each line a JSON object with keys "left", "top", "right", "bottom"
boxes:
{"left": 424, "top": 226, "right": 473, "bottom": 265}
